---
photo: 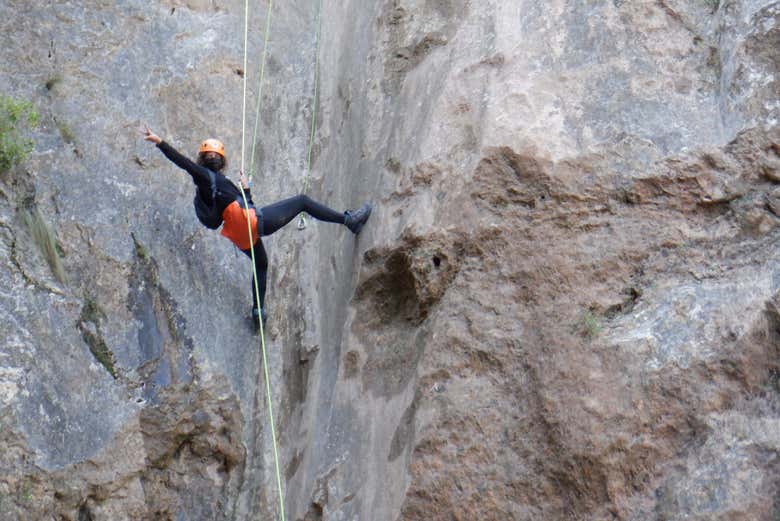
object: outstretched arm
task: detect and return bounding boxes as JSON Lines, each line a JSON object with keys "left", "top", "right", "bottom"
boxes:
{"left": 139, "top": 124, "right": 213, "bottom": 192}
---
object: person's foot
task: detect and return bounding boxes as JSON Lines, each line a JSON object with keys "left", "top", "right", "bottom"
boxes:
{"left": 344, "top": 203, "right": 373, "bottom": 235}
{"left": 251, "top": 307, "right": 268, "bottom": 330}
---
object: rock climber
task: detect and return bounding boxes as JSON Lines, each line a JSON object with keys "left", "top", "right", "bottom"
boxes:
{"left": 140, "top": 125, "right": 372, "bottom": 329}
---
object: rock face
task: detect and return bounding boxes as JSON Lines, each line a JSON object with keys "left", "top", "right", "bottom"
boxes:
{"left": 0, "top": 1, "right": 779, "bottom": 520}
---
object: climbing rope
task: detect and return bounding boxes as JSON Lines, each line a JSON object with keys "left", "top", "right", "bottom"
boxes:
{"left": 240, "top": 0, "right": 249, "bottom": 175}
{"left": 297, "top": 0, "right": 324, "bottom": 231}
{"left": 246, "top": 0, "right": 274, "bottom": 182}
{"left": 239, "top": 1, "right": 286, "bottom": 520}
{"left": 236, "top": 1, "right": 326, "bottom": 515}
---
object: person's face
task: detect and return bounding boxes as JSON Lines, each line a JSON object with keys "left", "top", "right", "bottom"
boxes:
{"left": 200, "top": 151, "right": 225, "bottom": 171}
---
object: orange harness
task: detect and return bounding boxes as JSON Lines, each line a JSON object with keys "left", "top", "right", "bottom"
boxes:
{"left": 220, "top": 200, "right": 259, "bottom": 250}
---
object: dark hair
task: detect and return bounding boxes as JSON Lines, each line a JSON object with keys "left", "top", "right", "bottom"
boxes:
{"left": 197, "top": 152, "right": 226, "bottom": 172}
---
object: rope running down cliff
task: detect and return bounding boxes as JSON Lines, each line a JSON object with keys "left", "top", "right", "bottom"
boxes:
{"left": 296, "top": 0, "right": 324, "bottom": 231}
{"left": 238, "top": 1, "right": 286, "bottom": 520}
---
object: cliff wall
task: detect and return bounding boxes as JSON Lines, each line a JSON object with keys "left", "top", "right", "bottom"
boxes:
{"left": 0, "top": 1, "right": 778, "bottom": 520}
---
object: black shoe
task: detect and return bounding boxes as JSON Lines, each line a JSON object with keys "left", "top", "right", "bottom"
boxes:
{"left": 344, "top": 203, "right": 373, "bottom": 235}
{"left": 251, "top": 307, "right": 268, "bottom": 330}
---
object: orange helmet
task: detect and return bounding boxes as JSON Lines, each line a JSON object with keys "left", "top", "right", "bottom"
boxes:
{"left": 198, "top": 139, "right": 226, "bottom": 158}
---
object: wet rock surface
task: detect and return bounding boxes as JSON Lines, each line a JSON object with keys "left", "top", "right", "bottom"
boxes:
{"left": 1, "top": 0, "right": 779, "bottom": 520}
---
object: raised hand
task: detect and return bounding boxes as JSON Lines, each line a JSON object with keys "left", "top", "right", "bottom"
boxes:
{"left": 140, "top": 123, "right": 161, "bottom": 145}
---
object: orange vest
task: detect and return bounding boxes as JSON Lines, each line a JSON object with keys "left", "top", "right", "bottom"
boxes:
{"left": 220, "top": 200, "right": 259, "bottom": 250}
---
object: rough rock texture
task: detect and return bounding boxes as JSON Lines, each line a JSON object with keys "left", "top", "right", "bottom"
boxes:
{"left": 1, "top": 1, "right": 779, "bottom": 520}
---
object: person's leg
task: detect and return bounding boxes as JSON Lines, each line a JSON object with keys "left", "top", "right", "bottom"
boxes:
{"left": 260, "top": 195, "right": 345, "bottom": 236}
{"left": 242, "top": 239, "right": 269, "bottom": 312}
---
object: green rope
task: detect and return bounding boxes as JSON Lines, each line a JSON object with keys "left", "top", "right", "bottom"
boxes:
{"left": 303, "top": 0, "right": 324, "bottom": 195}
{"left": 297, "top": 0, "right": 324, "bottom": 230}
{"left": 237, "top": 187, "right": 285, "bottom": 521}
{"left": 241, "top": 0, "right": 249, "bottom": 173}
{"left": 247, "top": 0, "right": 274, "bottom": 181}
{"left": 240, "top": 1, "right": 285, "bottom": 520}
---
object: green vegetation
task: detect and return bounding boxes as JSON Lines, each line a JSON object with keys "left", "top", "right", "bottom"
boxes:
{"left": 0, "top": 95, "right": 38, "bottom": 173}
{"left": 132, "top": 233, "right": 150, "bottom": 261}
{"left": 704, "top": 0, "right": 720, "bottom": 10}
{"left": 79, "top": 297, "right": 117, "bottom": 379}
{"left": 86, "top": 335, "right": 117, "bottom": 379}
{"left": 20, "top": 205, "right": 67, "bottom": 285}
{"left": 55, "top": 118, "right": 75, "bottom": 144}
{"left": 580, "top": 311, "right": 603, "bottom": 339}
{"left": 81, "top": 296, "right": 106, "bottom": 325}
{"left": 18, "top": 481, "right": 33, "bottom": 503}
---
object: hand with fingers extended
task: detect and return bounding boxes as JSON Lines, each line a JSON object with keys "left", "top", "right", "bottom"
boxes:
{"left": 140, "top": 124, "right": 162, "bottom": 145}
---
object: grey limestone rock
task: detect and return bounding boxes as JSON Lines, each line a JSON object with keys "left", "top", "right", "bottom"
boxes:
{"left": 0, "top": 0, "right": 779, "bottom": 520}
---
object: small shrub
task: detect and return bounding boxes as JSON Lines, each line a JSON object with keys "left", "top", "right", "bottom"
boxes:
{"left": 0, "top": 95, "right": 38, "bottom": 173}
{"left": 704, "top": 0, "right": 720, "bottom": 10}
{"left": 581, "top": 311, "right": 603, "bottom": 339}
{"left": 21, "top": 205, "right": 67, "bottom": 285}
{"left": 55, "top": 118, "right": 75, "bottom": 144}
{"left": 79, "top": 297, "right": 117, "bottom": 379}
{"left": 132, "top": 233, "right": 150, "bottom": 260}
{"left": 18, "top": 480, "right": 33, "bottom": 503}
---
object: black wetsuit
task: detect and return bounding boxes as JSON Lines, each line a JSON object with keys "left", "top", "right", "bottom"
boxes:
{"left": 157, "top": 141, "right": 346, "bottom": 311}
